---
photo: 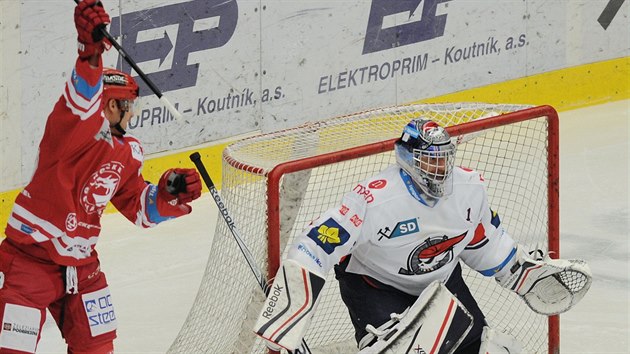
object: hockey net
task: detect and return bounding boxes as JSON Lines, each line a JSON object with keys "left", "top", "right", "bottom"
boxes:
{"left": 169, "top": 103, "right": 559, "bottom": 354}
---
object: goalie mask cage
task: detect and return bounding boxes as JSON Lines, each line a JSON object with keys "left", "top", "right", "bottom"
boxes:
{"left": 169, "top": 103, "right": 560, "bottom": 354}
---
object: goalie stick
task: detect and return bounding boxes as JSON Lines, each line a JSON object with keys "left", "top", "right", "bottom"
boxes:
{"left": 189, "top": 152, "right": 312, "bottom": 354}
{"left": 73, "top": 0, "right": 183, "bottom": 121}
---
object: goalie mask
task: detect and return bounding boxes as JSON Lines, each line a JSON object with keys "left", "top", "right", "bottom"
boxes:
{"left": 394, "top": 119, "right": 456, "bottom": 198}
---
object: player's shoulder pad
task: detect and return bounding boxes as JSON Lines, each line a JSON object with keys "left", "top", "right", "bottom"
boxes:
{"left": 453, "top": 166, "right": 486, "bottom": 186}
{"left": 349, "top": 165, "right": 398, "bottom": 204}
{"left": 124, "top": 135, "right": 144, "bottom": 163}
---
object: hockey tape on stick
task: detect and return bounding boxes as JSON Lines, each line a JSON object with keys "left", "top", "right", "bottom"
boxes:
{"left": 73, "top": 0, "right": 183, "bottom": 121}
{"left": 189, "top": 152, "right": 312, "bottom": 354}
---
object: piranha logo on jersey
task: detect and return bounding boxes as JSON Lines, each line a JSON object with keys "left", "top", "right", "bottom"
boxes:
{"left": 398, "top": 232, "right": 466, "bottom": 275}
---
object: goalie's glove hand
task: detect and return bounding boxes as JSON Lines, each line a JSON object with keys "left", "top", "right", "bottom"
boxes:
{"left": 158, "top": 168, "right": 202, "bottom": 205}
{"left": 74, "top": 0, "right": 111, "bottom": 59}
{"left": 496, "top": 245, "right": 592, "bottom": 315}
{"left": 496, "top": 246, "right": 548, "bottom": 296}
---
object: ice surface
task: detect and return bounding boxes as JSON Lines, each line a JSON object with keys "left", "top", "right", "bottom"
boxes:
{"left": 36, "top": 100, "right": 629, "bottom": 353}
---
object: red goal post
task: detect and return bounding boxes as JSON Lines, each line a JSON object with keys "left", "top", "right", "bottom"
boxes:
{"left": 169, "top": 103, "right": 559, "bottom": 354}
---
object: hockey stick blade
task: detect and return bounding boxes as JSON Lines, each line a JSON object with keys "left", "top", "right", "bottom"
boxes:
{"left": 189, "top": 152, "right": 312, "bottom": 354}
{"left": 72, "top": 0, "right": 183, "bottom": 121}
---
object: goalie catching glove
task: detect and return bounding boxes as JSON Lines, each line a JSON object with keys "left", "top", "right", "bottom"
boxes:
{"left": 496, "top": 245, "right": 592, "bottom": 315}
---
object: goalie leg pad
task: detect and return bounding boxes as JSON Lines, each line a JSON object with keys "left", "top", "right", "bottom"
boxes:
{"left": 254, "top": 259, "right": 325, "bottom": 351}
{"left": 478, "top": 326, "right": 522, "bottom": 354}
{"left": 358, "top": 281, "right": 473, "bottom": 354}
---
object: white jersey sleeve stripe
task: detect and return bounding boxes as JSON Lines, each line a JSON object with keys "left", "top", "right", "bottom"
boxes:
{"left": 10, "top": 203, "right": 63, "bottom": 239}
{"left": 50, "top": 236, "right": 98, "bottom": 260}
{"left": 9, "top": 203, "right": 101, "bottom": 258}
{"left": 64, "top": 84, "right": 102, "bottom": 120}
{"left": 69, "top": 68, "right": 102, "bottom": 105}
{"left": 64, "top": 69, "right": 103, "bottom": 120}
{"left": 7, "top": 216, "right": 50, "bottom": 242}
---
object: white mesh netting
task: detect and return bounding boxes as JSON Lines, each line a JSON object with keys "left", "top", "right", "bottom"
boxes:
{"left": 169, "top": 103, "right": 558, "bottom": 354}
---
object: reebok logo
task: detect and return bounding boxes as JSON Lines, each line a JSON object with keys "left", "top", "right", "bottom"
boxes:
{"left": 262, "top": 284, "right": 284, "bottom": 319}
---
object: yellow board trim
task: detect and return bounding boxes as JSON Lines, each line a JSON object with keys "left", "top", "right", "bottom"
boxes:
{"left": 1, "top": 57, "right": 629, "bottom": 234}
{"left": 420, "top": 57, "right": 629, "bottom": 109}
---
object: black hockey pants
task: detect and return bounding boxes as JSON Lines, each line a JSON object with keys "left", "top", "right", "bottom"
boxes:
{"left": 334, "top": 257, "right": 485, "bottom": 354}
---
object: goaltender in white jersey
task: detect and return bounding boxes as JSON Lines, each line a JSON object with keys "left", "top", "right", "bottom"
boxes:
{"left": 254, "top": 118, "right": 592, "bottom": 354}
{"left": 295, "top": 164, "right": 515, "bottom": 296}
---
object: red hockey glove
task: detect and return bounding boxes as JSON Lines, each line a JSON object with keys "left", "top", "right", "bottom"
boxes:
{"left": 74, "top": 0, "right": 111, "bottom": 59}
{"left": 158, "top": 168, "right": 202, "bottom": 205}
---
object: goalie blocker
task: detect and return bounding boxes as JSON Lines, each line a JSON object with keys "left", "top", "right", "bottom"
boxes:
{"left": 254, "top": 259, "right": 326, "bottom": 351}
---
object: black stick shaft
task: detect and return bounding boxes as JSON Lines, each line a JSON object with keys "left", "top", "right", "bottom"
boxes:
{"left": 73, "top": 0, "right": 182, "bottom": 120}
{"left": 189, "top": 152, "right": 311, "bottom": 354}
{"left": 189, "top": 152, "right": 267, "bottom": 291}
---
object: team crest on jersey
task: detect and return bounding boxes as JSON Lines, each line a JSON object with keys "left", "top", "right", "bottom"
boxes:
{"left": 80, "top": 161, "right": 124, "bottom": 215}
{"left": 307, "top": 218, "right": 350, "bottom": 254}
{"left": 398, "top": 232, "right": 466, "bottom": 275}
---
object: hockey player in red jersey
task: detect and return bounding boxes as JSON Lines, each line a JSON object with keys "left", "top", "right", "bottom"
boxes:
{"left": 0, "top": 1, "right": 201, "bottom": 353}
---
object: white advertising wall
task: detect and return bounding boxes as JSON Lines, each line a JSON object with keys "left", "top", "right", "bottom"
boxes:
{"left": 1, "top": 0, "right": 628, "bottom": 190}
